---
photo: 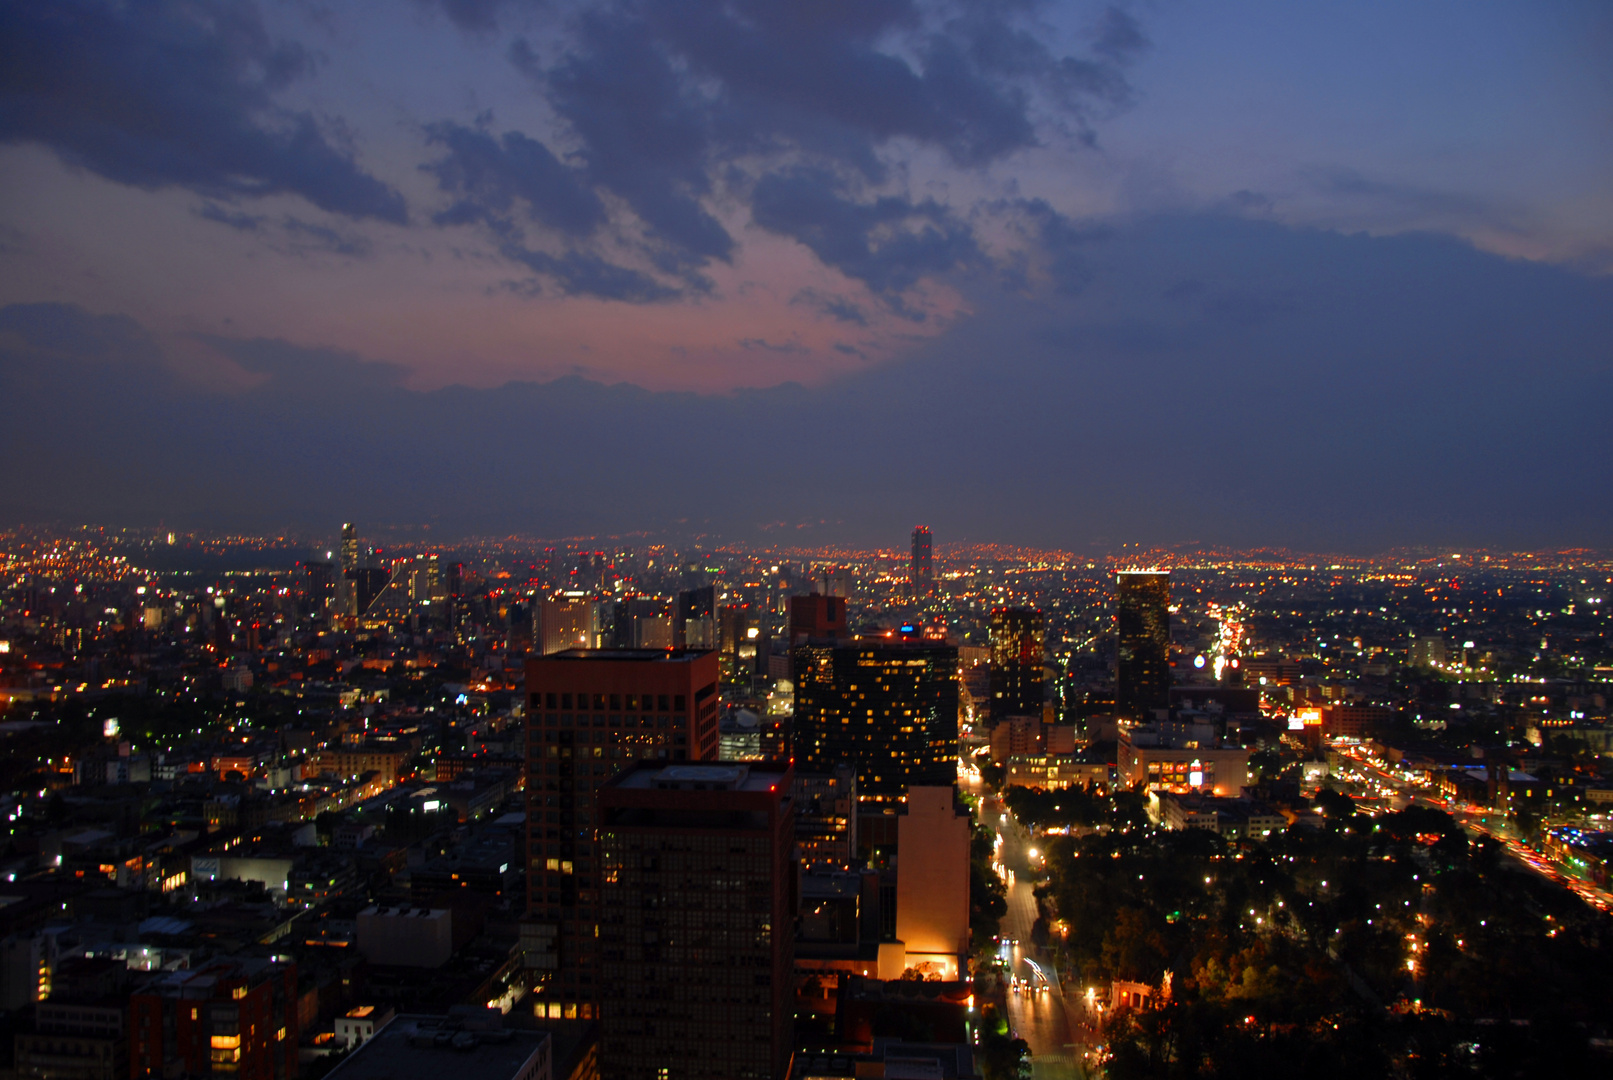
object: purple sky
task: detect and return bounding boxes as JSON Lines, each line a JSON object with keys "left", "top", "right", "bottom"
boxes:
{"left": 2, "top": 1, "right": 1611, "bottom": 546}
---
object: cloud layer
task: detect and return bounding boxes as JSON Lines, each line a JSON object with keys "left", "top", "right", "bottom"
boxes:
{"left": 4, "top": 214, "right": 1610, "bottom": 550}
{"left": 410, "top": 0, "right": 1148, "bottom": 302}
{"left": 0, "top": 0, "right": 406, "bottom": 222}
{"left": 1, "top": 1, "right": 1611, "bottom": 546}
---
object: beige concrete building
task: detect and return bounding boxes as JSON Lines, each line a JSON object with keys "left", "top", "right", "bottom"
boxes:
{"left": 1005, "top": 754, "right": 1110, "bottom": 791}
{"left": 891, "top": 786, "right": 970, "bottom": 981}
{"left": 1118, "top": 723, "right": 1250, "bottom": 797}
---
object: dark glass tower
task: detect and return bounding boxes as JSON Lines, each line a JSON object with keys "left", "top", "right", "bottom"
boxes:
{"left": 989, "top": 607, "right": 1045, "bottom": 722}
{"left": 598, "top": 762, "right": 794, "bottom": 1080}
{"left": 791, "top": 640, "right": 958, "bottom": 805}
{"left": 304, "top": 560, "right": 335, "bottom": 615}
{"left": 911, "top": 526, "right": 933, "bottom": 593}
{"left": 523, "top": 649, "right": 722, "bottom": 1021}
{"left": 1116, "top": 571, "right": 1171, "bottom": 720}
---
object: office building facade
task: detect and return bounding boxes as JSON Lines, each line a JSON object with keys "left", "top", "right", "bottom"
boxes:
{"left": 597, "top": 763, "right": 794, "bottom": 1080}
{"left": 788, "top": 593, "right": 847, "bottom": 645}
{"left": 1116, "top": 571, "right": 1171, "bottom": 720}
{"left": 537, "top": 596, "right": 598, "bottom": 655}
{"left": 523, "top": 650, "right": 721, "bottom": 1020}
{"left": 793, "top": 762, "right": 858, "bottom": 869}
{"left": 791, "top": 641, "right": 958, "bottom": 805}
{"left": 988, "top": 607, "right": 1044, "bottom": 723}
{"left": 910, "top": 526, "right": 933, "bottom": 593}
{"left": 129, "top": 959, "right": 299, "bottom": 1080}
{"left": 676, "top": 585, "right": 717, "bottom": 649}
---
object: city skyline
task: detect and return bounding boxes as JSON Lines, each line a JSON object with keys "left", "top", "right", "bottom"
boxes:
{"left": 2, "top": 520, "right": 1612, "bottom": 1076}
{"left": 5, "top": 4, "right": 1613, "bottom": 1076}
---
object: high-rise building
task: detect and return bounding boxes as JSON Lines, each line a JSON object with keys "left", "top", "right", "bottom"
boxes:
{"left": 352, "top": 566, "right": 390, "bottom": 617}
{"left": 911, "top": 526, "right": 933, "bottom": 594}
{"left": 789, "top": 593, "right": 847, "bottom": 645}
{"left": 597, "top": 762, "right": 794, "bottom": 1080}
{"left": 718, "top": 605, "right": 765, "bottom": 686}
{"left": 988, "top": 607, "right": 1045, "bottom": 723}
{"left": 613, "top": 597, "right": 672, "bottom": 649}
{"left": 537, "top": 595, "right": 597, "bottom": 655}
{"left": 523, "top": 649, "right": 721, "bottom": 1021}
{"left": 814, "top": 567, "right": 854, "bottom": 598}
{"left": 339, "top": 523, "right": 358, "bottom": 574}
{"left": 305, "top": 560, "right": 336, "bottom": 615}
{"left": 791, "top": 640, "right": 958, "bottom": 805}
{"left": 893, "top": 787, "right": 971, "bottom": 981}
{"left": 129, "top": 958, "right": 299, "bottom": 1080}
{"left": 337, "top": 523, "right": 360, "bottom": 616}
{"left": 15, "top": 999, "right": 127, "bottom": 1080}
{"left": 1116, "top": 571, "right": 1171, "bottom": 720}
{"left": 794, "top": 762, "right": 858, "bottom": 869}
{"left": 675, "top": 585, "right": 717, "bottom": 649}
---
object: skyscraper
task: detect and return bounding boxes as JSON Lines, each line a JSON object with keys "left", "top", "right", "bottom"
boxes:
{"left": 304, "top": 560, "right": 336, "bottom": 615}
{"left": 1116, "top": 571, "right": 1171, "bottom": 720}
{"left": 718, "top": 605, "right": 766, "bottom": 686}
{"left": 788, "top": 593, "right": 847, "bottom": 645}
{"left": 597, "top": 762, "right": 794, "bottom": 1080}
{"left": 337, "top": 523, "right": 359, "bottom": 616}
{"left": 791, "top": 639, "right": 958, "bottom": 805}
{"left": 675, "top": 585, "right": 717, "bottom": 648}
{"left": 536, "top": 595, "right": 597, "bottom": 655}
{"left": 989, "top": 607, "right": 1045, "bottom": 723}
{"left": 911, "top": 526, "right": 933, "bottom": 594}
{"left": 339, "top": 522, "right": 358, "bottom": 574}
{"left": 349, "top": 566, "right": 390, "bottom": 618}
{"left": 523, "top": 649, "right": 721, "bottom": 1021}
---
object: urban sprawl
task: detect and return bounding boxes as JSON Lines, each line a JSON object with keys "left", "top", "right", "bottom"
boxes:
{"left": 0, "top": 524, "right": 1610, "bottom": 1079}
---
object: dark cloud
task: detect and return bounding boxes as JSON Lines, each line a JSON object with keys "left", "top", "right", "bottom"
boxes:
{"left": 450, "top": 0, "right": 1147, "bottom": 297}
{"left": 739, "top": 338, "right": 809, "bottom": 355}
{"left": 1014, "top": 197, "right": 1109, "bottom": 294}
{"left": 1301, "top": 167, "right": 1494, "bottom": 229}
{"left": 499, "top": 245, "right": 679, "bottom": 303}
{"left": 0, "top": 0, "right": 406, "bottom": 223}
{"left": 422, "top": 121, "right": 604, "bottom": 237}
{"left": 0, "top": 302, "right": 163, "bottom": 369}
{"left": 421, "top": 0, "right": 512, "bottom": 32}
{"left": 195, "top": 203, "right": 370, "bottom": 256}
{"left": 545, "top": 12, "right": 734, "bottom": 265}
{"left": 1091, "top": 5, "right": 1149, "bottom": 64}
{"left": 751, "top": 169, "right": 983, "bottom": 296}
{"left": 280, "top": 218, "right": 372, "bottom": 258}
{"left": 197, "top": 203, "right": 268, "bottom": 232}
{"left": 1222, "top": 189, "right": 1276, "bottom": 215}
{"left": 205, "top": 335, "right": 409, "bottom": 394}
{"left": 8, "top": 216, "right": 1609, "bottom": 549}
{"left": 792, "top": 289, "right": 870, "bottom": 326}
{"left": 651, "top": 0, "right": 1036, "bottom": 169}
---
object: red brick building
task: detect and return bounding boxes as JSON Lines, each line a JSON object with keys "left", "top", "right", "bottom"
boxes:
{"left": 129, "top": 958, "right": 298, "bottom": 1080}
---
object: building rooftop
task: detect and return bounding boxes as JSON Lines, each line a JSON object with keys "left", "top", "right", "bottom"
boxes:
{"left": 325, "top": 1014, "right": 549, "bottom": 1080}
{"left": 537, "top": 648, "right": 712, "bottom": 662}
{"left": 613, "top": 763, "right": 786, "bottom": 792}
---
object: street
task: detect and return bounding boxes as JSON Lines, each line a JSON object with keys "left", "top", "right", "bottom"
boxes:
{"left": 988, "top": 792, "right": 1093, "bottom": 1079}
{"left": 1331, "top": 746, "right": 1613, "bottom": 912}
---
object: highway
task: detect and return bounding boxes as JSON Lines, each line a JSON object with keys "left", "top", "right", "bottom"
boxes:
{"left": 1330, "top": 746, "right": 1613, "bottom": 913}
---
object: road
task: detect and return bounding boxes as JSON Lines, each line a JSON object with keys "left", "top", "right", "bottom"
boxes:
{"left": 987, "top": 794, "right": 1093, "bottom": 1079}
{"left": 1331, "top": 746, "right": 1613, "bottom": 913}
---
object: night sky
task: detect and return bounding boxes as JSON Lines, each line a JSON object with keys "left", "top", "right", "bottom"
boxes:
{"left": 2, "top": 1, "right": 1610, "bottom": 549}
